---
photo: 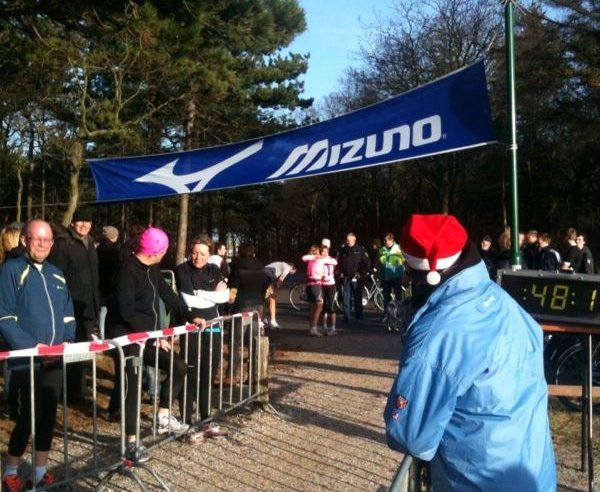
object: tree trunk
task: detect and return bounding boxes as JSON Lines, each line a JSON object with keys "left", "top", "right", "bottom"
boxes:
{"left": 176, "top": 194, "right": 189, "bottom": 264}
{"left": 62, "top": 140, "right": 83, "bottom": 227}
{"left": 441, "top": 163, "right": 450, "bottom": 215}
{"left": 15, "top": 156, "right": 24, "bottom": 224}
{"left": 26, "top": 126, "right": 35, "bottom": 220}
{"left": 148, "top": 200, "right": 154, "bottom": 226}
{"left": 176, "top": 97, "right": 197, "bottom": 264}
{"left": 120, "top": 203, "right": 127, "bottom": 236}
{"left": 41, "top": 160, "right": 46, "bottom": 220}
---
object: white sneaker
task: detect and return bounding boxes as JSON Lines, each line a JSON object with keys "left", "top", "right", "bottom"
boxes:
{"left": 326, "top": 327, "right": 338, "bottom": 336}
{"left": 270, "top": 320, "right": 280, "bottom": 329}
{"left": 157, "top": 413, "right": 189, "bottom": 435}
{"left": 309, "top": 327, "right": 323, "bottom": 337}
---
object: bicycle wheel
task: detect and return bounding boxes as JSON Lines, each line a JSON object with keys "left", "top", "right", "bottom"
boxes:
{"left": 554, "top": 340, "right": 600, "bottom": 411}
{"left": 335, "top": 285, "right": 368, "bottom": 311}
{"left": 362, "top": 286, "right": 369, "bottom": 307}
{"left": 373, "top": 289, "right": 385, "bottom": 311}
{"left": 334, "top": 288, "right": 343, "bottom": 312}
{"left": 289, "top": 283, "right": 308, "bottom": 311}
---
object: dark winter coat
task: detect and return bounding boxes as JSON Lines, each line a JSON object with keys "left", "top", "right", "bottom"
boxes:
{"left": 49, "top": 227, "right": 100, "bottom": 322}
{"left": 106, "top": 252, "right": 193, "bottom": 337}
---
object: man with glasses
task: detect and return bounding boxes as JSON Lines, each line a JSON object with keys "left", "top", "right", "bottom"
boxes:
{"left": 0, "top": 219, "right": 76, "bottom": 491}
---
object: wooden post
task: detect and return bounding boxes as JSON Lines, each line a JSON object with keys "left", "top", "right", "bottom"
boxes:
{"left": 256, "top": 332, "right": 270, "bottom": 409}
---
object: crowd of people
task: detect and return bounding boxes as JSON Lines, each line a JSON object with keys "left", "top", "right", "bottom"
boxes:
{"left": 299, "top": 231, "right": 408, "bottom": 336}
{"left": 0, "top": 211, "right": 594, "bottom": 491}
{"left": 478, "top": 227, "right": 596, "bottom": 278}
{"left": 0, "top": 210, "right": 283, "bottom": 491}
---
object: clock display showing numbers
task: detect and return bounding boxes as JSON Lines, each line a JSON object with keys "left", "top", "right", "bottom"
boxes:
{"left": 497, "top": 270, "right": 600, "bottom": 327}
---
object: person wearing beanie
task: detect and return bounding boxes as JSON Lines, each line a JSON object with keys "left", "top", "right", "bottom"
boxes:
{"left": 105, "top": 226, "right": 206, "bottom": 462}
{"left": 48, "top": 206, "right": 100, "bottom": 404}
{"left": 384, "top": 214, "right": 556, "bottom": 492}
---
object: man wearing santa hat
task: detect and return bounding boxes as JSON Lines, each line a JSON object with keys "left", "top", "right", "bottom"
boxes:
{"left": 384, "top": 214, "right": 556, "bottom": 491}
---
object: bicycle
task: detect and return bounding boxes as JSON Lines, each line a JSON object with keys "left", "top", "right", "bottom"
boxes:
{"left": 289, "top": 282, "right": 310, "bottom": 311}
{"left": 546, "top": 334, "right": 600, "bottom": 411}
{"left": 290, "top": 278, "right": 375, "bottom": 312}
{"left": 334, "top": 272, "right": 409, "bottom": 312}
{"left": 290, "top": 281, "right": 347, "bottom": 312}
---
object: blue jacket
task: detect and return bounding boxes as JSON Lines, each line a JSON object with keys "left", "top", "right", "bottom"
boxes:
{"left": 384, "top": 261, "right": 556, "bottom": 491}
{"left": 0, "top": 256, "right": 76, "bottom": 365}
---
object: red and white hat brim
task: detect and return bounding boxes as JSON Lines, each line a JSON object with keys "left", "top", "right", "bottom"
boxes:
{"left": 404, "top": 251, "right": 462, "bottom": 271}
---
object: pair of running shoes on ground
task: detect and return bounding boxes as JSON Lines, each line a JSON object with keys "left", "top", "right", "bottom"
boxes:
{"left": 125, "top": 419, "right": 229, "bottom": 464}
{"left": 157, "top": 414, "right": 228, "bottom": 441}
{"left": 2, "top": 471, "right": 59, "bottom": 492}
{"left": 309, "top": 326, "right": 337, "bottom": 337}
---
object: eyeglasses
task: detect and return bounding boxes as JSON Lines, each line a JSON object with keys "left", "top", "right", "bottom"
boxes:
{"left": 27, "top": 236, "right": 54, "bottom": 245}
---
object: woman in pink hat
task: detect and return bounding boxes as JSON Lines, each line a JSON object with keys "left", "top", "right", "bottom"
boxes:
{"left": 105, "top": 227, "right": 206, "bottom": 463}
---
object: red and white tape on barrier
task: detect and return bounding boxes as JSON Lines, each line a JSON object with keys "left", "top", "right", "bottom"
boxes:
{"left": 0, "top": 323, "right": 200, "bottom": 361}
{"left": 109, "top": 322, "right": 201, "bottom": 348}
{"left": 0, "top": 311, "right": 258, "bottom": 361}
{"left": 0, "top": 340, "right": 113, "bottom": 361}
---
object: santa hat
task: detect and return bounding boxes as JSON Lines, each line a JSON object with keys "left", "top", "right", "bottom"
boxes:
{"left": 400, "top": 214, "right": 468, "bottom": 286}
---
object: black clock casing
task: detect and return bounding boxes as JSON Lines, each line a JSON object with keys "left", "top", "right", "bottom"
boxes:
{"left": 497, "top": 270, "right": 600, "bottom": 327}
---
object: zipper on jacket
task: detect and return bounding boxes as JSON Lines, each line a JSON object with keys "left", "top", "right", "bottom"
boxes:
{"left": 38, "top": 266, "right": 57, "bottom": 345}
{"left": 148, "top": 268, "right": 158, "bottom": 331}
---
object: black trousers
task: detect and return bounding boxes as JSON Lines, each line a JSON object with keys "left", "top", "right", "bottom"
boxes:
{"left": 108, "top": 343, "right": 187, "bottom": 436}
{"left": 8, "top": 363, "right": 62, "bottom": 457}
{"left": 382, "top": 278, "right": 404, "bottom": 311}
{"left": 179, "top": 329, "right": 222, "bottom": 424}
{"left": 66, "top": 317, "right": 95, "bottom": 401}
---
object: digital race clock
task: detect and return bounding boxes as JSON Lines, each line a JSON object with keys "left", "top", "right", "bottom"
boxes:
{"left": 497, "top": 270, "right": 600, "bottom": 327}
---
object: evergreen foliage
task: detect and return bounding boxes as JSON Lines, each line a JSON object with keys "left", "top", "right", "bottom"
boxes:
{"left": 0, "top": 0, "right": 597, "bottom": 266}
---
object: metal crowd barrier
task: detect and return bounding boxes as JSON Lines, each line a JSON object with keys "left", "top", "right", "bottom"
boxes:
{"left": 0, "top": 311, "right": 267, "bottom": 491}
{"left": 388, "top": 455, "right": 431, "bottom": 492}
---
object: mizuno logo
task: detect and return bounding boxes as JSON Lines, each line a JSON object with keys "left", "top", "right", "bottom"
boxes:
{"left": 132, "top": 115, "right": 442, "bottom": 192}
{"left": 268, "top": 115, "right": 442, "bottom": 179}
{"left": 134, "top": 141, "right": 264, "bottom": 193}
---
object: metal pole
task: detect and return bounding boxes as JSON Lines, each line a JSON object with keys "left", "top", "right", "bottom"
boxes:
{"left": 505, "top": 0, "right": 521, "bottom": 268}
{"left": 586, "top": 334, "right": 595, "bottom": 492}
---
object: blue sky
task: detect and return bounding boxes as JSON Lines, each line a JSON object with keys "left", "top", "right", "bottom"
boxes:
{"left": 288, "top": 0, "right": 397, "bottom": 104}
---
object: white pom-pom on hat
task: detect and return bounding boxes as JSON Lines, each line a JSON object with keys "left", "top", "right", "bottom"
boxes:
{"left": 400, "top": 214, "right": 468, "bottom": 285}
{"left": 426, "top": 270, "right": 442, "bottom": 285}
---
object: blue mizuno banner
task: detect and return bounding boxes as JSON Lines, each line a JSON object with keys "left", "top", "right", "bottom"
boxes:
{"left": 89, "top": 60, "right": 495, "bottom": 202}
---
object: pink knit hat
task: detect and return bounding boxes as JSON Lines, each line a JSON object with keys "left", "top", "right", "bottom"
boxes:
{"left": 138, "top": 227, "right": 169, "bottom": 255}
